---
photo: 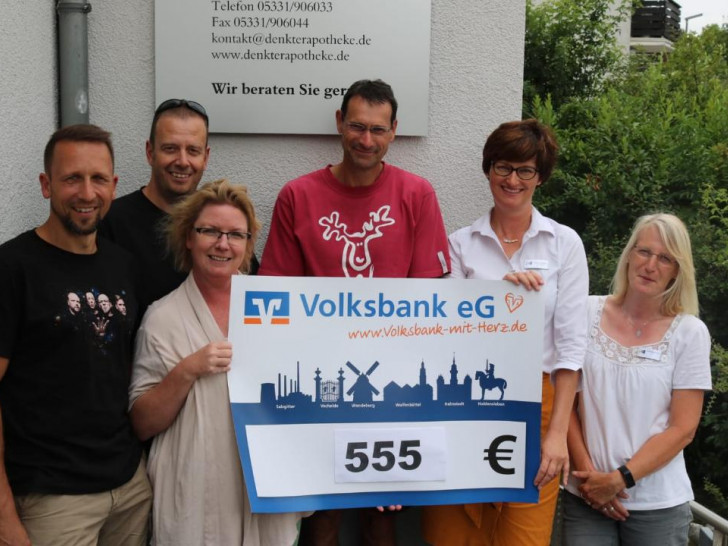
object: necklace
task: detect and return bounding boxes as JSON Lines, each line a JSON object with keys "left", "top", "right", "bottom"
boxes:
{"left": 491, "top": 216, "right": 529, "bottom": 246}
{"left": 622, "top": 307, "right": 661, "bottom": 338}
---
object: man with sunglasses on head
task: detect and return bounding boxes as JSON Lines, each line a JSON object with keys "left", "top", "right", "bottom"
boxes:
{"left": 259, "top": 79, "right": 450, "bottom": 546}
{"left": 101, "top": 99, "right": 258, "bottom": 314}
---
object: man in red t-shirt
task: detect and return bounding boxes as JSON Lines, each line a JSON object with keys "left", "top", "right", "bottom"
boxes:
{"left": 260, "top": 79, "right": 450, "bottom": 545}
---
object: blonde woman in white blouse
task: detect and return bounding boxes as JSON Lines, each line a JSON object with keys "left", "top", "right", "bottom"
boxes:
{"left": 565, "top": 213, "right": 711, "bottom": 546}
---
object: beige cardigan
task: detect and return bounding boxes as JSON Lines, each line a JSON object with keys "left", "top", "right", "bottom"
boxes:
{"left": 130, "top": 273, "right": 307, "bottom": 546}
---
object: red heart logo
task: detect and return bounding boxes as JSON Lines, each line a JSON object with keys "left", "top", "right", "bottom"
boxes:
{"left": 505, "top": 293, "right": 524, "bottom": 313}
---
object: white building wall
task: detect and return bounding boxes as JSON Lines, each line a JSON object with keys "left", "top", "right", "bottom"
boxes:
{"left": 1, "top": 0, "right": 526, "bottom": 247}
{"left": 612, "top": 2, "right": 632, "bottom": 53}
{"left": 0, "top": 2, "right": 57, "bottom": 242}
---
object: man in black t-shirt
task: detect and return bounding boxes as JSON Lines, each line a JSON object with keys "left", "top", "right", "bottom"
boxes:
{"left": 100, "top": 99, "right": 260, "bottom": 315}
{"left": 0, "top": 125, "right": 151, "bottom": 546}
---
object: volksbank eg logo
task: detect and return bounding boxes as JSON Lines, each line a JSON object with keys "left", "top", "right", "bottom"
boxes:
{"left": 244, "top": 291, "right": 290, "bottom": 325}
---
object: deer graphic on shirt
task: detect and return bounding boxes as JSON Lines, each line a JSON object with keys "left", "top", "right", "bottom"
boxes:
{"left": 318, "top": 205, "right": 395, "bottom": 277}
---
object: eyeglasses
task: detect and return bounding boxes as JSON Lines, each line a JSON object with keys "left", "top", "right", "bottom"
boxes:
{"left": 632, "top": 246, "right": 678, "bottom": 267}
{"left": 492, "top": 163, "right": 539, "bottom": 181}
{"left": 194, "top": 227, "right": 251, "bottom": 243}
{"left": 154, "top": 99, "right": 209, "bottom": 123}
{"left": 344, "top": 122, "right": 392, "bottom": 137}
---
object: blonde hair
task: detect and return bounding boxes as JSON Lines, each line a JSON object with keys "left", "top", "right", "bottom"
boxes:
{"left": 165, "top": 179, "right": 260, "bottom": 274}
{"left": 611, "top": 213, "right": 698, "bottom": 316}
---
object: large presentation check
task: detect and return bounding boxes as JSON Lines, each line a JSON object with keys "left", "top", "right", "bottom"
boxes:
{"left": 228, "top": 276, "right": 544, "bottom": 513}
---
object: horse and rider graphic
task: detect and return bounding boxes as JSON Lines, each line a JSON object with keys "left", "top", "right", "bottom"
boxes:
{"left": 474, "top": 359, "right": 508, "bottom": 401}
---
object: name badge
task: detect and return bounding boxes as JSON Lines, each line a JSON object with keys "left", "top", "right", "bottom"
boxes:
{"left": 524, "top": 259, "right": 549, "bottom": 270}
{"left": 637, "top": 348, "right": 662, "bottom": 361}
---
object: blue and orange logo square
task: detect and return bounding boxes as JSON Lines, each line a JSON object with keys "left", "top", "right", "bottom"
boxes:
{"left": 244, "top": 291, "right": 290, "bottom": 325}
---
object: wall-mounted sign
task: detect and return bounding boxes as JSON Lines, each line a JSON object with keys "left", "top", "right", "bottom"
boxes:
{"left": 155, "top": 0, "right": 431, "bottom": 135}
{"left": 228, "top": 276, "right": 544, "bottom": 512}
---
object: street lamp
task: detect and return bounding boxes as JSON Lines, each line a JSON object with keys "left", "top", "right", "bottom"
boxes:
{"left": 685, "top": 13, "right": 703, "bottom": 33}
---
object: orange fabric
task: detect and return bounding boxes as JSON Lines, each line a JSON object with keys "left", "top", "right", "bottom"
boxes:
{"left": 422, "top": 374, "right": 559, "bottom": 546}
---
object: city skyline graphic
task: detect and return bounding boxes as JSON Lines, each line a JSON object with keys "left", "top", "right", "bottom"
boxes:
{"left": 259, "top": 354, "right": 509, "bottom": 407}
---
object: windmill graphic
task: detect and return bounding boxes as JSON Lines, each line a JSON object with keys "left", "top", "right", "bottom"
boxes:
{"left": 346, "top": 360, "right": 380, "bottom": 403}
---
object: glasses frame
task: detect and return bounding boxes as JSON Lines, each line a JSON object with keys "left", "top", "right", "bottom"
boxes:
{"left": 193, "top": 227, "right": 251, "bottom": 243}
{"left": 631, "top": 245, "right": 678, "bottom": 268}
{"left": 344, "top": 122, "right": 392, "bottom": 137}
{"left": 492, "top": 162, "right": 540, "bottom": 181}
{"left": 154, "top": 99, "right": 209, "bottom": 124}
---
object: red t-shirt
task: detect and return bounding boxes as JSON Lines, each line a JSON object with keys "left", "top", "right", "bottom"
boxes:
{"left": 259, "top": 163, "right": 450, "bottom": 278}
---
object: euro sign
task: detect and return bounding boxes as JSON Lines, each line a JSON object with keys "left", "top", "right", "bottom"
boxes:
{"left": 483, "top": 434, "right": 516, "bottom": 475}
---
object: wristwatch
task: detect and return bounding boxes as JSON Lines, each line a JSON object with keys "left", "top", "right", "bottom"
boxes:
{"left": 617, "top": 464, "right": 636, "bottom": 488}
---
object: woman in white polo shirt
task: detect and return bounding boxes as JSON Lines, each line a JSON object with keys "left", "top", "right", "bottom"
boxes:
{"left": 564, "top": 213, "right": 711, "bottom": 545}
{"left": 423, "top": 119, "right": 589, "bottom": 545}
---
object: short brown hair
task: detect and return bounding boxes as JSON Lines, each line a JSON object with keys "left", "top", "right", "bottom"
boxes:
{"left": 341, "top": 79, "right": 398, "bottom": 125}
{"left": 482, "top": 119, "right": 558, "bottom": 183}
{"left": 165, "top": 179, "right": 260, "bottom": 274}
{"left": 44, "top": 124, "right": 114, "bottom": 174}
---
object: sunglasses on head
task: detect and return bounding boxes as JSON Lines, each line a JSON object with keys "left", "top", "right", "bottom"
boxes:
{"left": 153, "top": 99, "right": 208, "bottom": 123}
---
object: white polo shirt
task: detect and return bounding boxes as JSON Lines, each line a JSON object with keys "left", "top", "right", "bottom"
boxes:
{"left": 448, "top": 207, "right": 589, "bottom": 374}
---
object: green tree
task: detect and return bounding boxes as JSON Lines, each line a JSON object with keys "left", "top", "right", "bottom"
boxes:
{"left": 523, "top": 0, "right": 632, "bottom": 115}
{"left": 526, "top": 15, "right": 728, "bottom": 514}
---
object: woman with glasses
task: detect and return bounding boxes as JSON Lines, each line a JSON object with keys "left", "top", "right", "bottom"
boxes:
{"left": 423, "top": 119, "right": 589, "bottom": 545}
{"left": 563, "top": 213, "right": 711, "bottom": 545}
{"left": 128, "top": 179, "right": 308, "bottom": 545}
